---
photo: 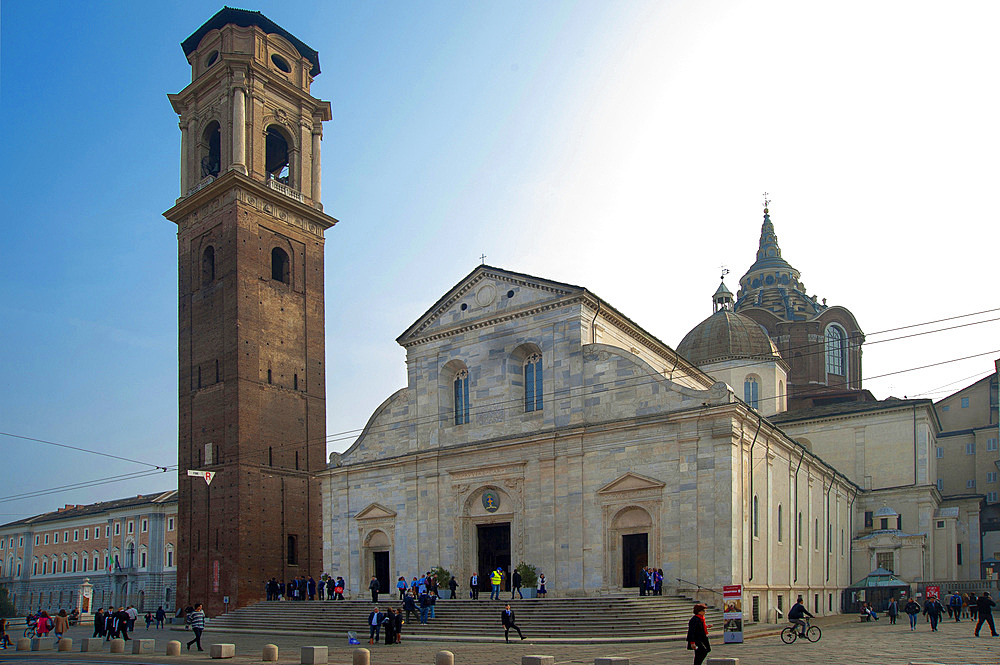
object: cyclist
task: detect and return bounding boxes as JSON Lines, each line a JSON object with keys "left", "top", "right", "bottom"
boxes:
{"left": 788, "top": 595, "right": 813, "bottom": 637}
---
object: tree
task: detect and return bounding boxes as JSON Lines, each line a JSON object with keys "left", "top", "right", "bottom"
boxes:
{"left": 0, "top": 587, "right": 15, "bottom": 618}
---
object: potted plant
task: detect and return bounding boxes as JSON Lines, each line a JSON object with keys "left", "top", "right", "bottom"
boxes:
{"left": 431, "top": 566, "right": 453, "bottom": 599}
{"left": 515, "top": 562, "right": 538, "bottom": 598}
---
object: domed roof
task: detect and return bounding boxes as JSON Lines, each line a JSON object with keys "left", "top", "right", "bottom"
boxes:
{"left": 873, "top": 505, "right": 898, "bottom": 518}
{"left": 677, "top": 309, "right": 782, "bottom": 367}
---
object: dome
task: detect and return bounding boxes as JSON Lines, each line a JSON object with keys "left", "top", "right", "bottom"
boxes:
{"left": 873, "top": 505, "right": 898, "bottom": 518}
{"left": 677, "top": 310, "right": 782, "bottom": 367}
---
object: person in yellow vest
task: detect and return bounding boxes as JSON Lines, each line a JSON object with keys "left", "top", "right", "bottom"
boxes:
{"left": 490, "top": 568, "right": 504, "bottom": 600}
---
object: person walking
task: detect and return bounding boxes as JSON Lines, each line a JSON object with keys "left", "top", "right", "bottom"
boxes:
{"left": 393, "top": 608, "right": 403, "bottom": 644}
{"left": 308, "top": 576, "right": 317, "bottom": 601}
{"left": 511, "top": 568, "right": 523, "bottom": 599}
{"left": 397, "top": 577, "right": 408, "bottom": 601}
{"left": 126, "top": 605, "right": 138, "bottom": 631}
{"left": 419, "top": 590, "right": 431, "bottom": 624}
{"left": 382, "top": 610, "right": 395, "bottom": 646}
{"left": 185, "top": 603, "right": 205, "bottom": 651}
{"left": 903, "top": 597, "right": 921, "bottom": 630}
{"left": 469, "top": 572, "right": 480, "bottom": 599}
{"left": 53, "top": 610, "right": 69, "bottom": 645}
{"left": 886, "top": 597, "right": 899, "bottom": 625}
{"left": 155, "top": 606, "right": 166, "bottom": 629}
{"left": 36, "top": 611, "right": 52, "bottom": 637}
{"left": 369, "top": 575, "right": 380, "bottom": 603}
{"left": 975, "top": 591, "right": 998, "bottom": 637}
{"left": 335, "top": 577, "right": 346, "bottom": 600}
{"left": 115, "top": 607, "right": 131, "bottom": 641}
{"left": 501, "top": 604, "right": 524, "bottom": 643}
{"left": 949, "top": 592, "right": 963, "bottom": 622}
{"left": 367, "top": 607, "right": 383, "bottom": 644}
{"left": 449, "top": 575, "right": 458, "bottom": 599}
{"left": 686, "top": 603, "right": 711, "bottom": 665}
{"left": 0, "top": 616, "right": 11, "bottom": 649}
{"left": 923, "top": 595, "right": 944, "bottom": 632}
{"left": 403, "top": 592, "right": 418, "bottom": 624}
{"left": 93, "top": 608, "right": 106, "bottom": 638}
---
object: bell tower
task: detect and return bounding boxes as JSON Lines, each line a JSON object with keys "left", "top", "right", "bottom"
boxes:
{"left": 164, "top": 8, "right": 336, "bottom": 615}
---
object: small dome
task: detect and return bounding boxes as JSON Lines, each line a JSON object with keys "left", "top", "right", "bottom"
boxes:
{"left": 873, "top": 505, "right": 898, "bottom": 518}
{"left": 677, "top": 310, "right": 781, "bottom": 367}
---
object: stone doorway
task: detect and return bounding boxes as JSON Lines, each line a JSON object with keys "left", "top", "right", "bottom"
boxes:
{"left": 621, "top": 533, "right": 648, "bottom": 588}
{"left": 373, "top": 551, "right": 390, "bottom": 594}
{"left": 477, "top": 522, "right": 511, "bottom": 592}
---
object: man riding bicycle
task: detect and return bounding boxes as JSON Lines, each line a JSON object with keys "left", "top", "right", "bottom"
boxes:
{"left": 788, "top": 595, "right": 814, "bottom": 637}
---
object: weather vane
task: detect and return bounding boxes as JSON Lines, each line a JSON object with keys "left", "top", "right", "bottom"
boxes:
{"left": 762, "top": 192, "right": 770, "bottom": 210}
{"left": 720, "top": 265, "right": 730, "bottom": 282}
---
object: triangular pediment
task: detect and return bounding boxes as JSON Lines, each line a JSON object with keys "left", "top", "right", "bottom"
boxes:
{"left": 396, "top": 265, "right": 587, "bottom": 346}
{"left": 354, "top": 502, "right": 397, "bottom": 520}
{"left": 597, "top": 472, "right": 666, "bottom": 494}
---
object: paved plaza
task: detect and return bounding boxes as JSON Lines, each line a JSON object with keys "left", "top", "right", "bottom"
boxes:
{"left": 1, "top": 615, "right": 998, "bottom": 665}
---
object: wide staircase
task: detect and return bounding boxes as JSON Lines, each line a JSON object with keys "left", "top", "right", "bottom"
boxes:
{"left": 207, "top": 594, "right": 723, "bottom": 643}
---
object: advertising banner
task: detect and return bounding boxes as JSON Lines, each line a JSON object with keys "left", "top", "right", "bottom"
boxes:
{"left": 723, "top": 584, "right": 743, "bottom": 644}
{"left": 926, "top": 585, "right": 940, "bottom": 600}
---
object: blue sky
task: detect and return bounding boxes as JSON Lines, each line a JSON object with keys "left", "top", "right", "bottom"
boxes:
{"left": 2, "top": 0, "right": 998, "bottom": 517}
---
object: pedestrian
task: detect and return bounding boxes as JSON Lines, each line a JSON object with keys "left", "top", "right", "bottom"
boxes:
{"left": 105, "top": 608, "right": 117, "bottom": 640}
{"left": 393, "top": 608, "right": 403, "bottom": 643}
{"left": 397, "top": 576, "right": 408, "bottom": 600}
{"left": 53, "top": 610, "right": 69, "bottom": 645}
{"left": 501, "top": 604, "right": 524, "bottom": 643}
{"left": 886, "top": 597, "right": 898, "bottom": 625}
{"left": 654, "top": 568, "right": 664, "bottom": 596}
{"left": 369, "top": 575, "right": 380, "bottom": 603}
{"left": 308, "top": 576, "right": 316, "bottom": 600}
{"left": 36, "top": 611, "right": 52, "bottom": 637}
{"left": 155, "top": 605, "right": 166, "bottom": 629}
{"left": 490, "top": 567, "right": 503, "bottom": 600}
{"left": 975, "top": 591, "right": 998, "bottom": 637}
{"left": 429, "top": 591, "right": 437, "bottom": 618}
{"left": 144, "top": 611, "right": 152, "bottom": 629}
{"left": 115, "top": 607, "right": 131, "bottom": 641}
{"left": 419, "top": 590, "right": 431, "bottom": 624}
{"left": 512, "top": 568, "right": 523, "bottom": 599}
{"left": 382, "top": 609, "right": 395, "bottom": 646}
{"left": 967, "top": 592, "right": 977, "bottom": 621}
{"left": 949, "top": 592, "right": 963, "bottom": 622}
{"left": 923, "top": 595, "right": 944, "bottom": 632}
{"left": 687, "top": 603, "right": 711, "bottom": 665}
{"left": 537, "top": 573, "right": 547, "bottom": 598}
{"left": 93, "top": 608, "right": 106, "bottom": 638}
{"left": 367, "top": 607, "right": 383, "bottom": 644}
{"left": 403, "top": 591, "right": 418, "bottom": 623}
{"left": 126, "top": 605, "right": 138, "bottom": 631}
{"left": 639, "top": 566, "right": 648, "bottom": 596}
{"left": 903, "top": 597, "right": 920, "bottom": 630}
{"left": 335, "top": 577, "right": 345, "bottom": 600}
{"left": 185, "top": 603, "right": 205, "bottom": 651}
{"left": 318, "top": 576, "right": 325, "bottom": 601}
{"left": 449, "top": 575, "right": 458, "bottom": 599}
{"left": 0, "top": 615, "right": 11, "bottom": 649}
{"left": 469, "top": 572, "right": 480, "bottom": 599}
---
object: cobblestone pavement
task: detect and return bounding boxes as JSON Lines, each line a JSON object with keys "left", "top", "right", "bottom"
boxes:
{"left": 2, "top": 615, "right": 999, "bottom": 665}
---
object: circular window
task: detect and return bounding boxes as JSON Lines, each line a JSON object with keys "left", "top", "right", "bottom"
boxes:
{"left": 507, "top": 290, "right": 515, "bottom": 298}
{"left": 460, "top": 303, "right": 468, "bottom": 311}
{"left": 271, "top": 53, "right": 292, "bottom": 73}
{"left": 205, "top": 51, "right": 219, "bottom": 67}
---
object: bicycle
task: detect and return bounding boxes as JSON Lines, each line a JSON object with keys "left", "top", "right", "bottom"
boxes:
{"left": 23, "top": 623, "right": 37, "bottom": 639}
{"left": 780, "top": 618, "right": 821, "bottom": 643}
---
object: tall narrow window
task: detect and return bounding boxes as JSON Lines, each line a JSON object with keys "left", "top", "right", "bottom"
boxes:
{"left": 265, "top": 125, "right": 291, "bottom": 184}
{"left": 202, "top": 246, "right": 215, "bottom": 285}
{"left": 797, "top": 512, "right": 803, "bottom": 546}
{"left": 744, "top": 376, "right": 759, "bottom": 410}
{"left": 752, "top": 495, "right": 759, "bottom": 537}
{"left": 287, "top": 535, "right": 298, "bottom": 566}
{"left": 454, "top": 369, "right": 470, "bottom": 425}
{"left": 825, "top": 325, "right": 847, "bottom": 376}
{"left": 271, "top": 247, "right": 290, "bottom": 283}
{"left": 524, "top": 353, "right": 543, "bottom": 412}
{"left": 777, "top": 505, "right": 783, "bottom": 542}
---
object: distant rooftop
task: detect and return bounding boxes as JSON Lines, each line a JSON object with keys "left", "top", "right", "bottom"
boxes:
{"left": 0, "top": 490, "right": 177, "bottom": 529}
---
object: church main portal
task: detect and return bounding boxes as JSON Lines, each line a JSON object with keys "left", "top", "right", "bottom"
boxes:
{"left": 621, "top": 533, "right": 648, "bottom": 588}
{"left": 476, "top": 523, "right": 511, "bottom": 591}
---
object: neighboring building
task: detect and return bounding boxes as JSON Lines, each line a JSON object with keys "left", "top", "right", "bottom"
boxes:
{"left": 0, "top": 491, "right": 177, "bottom": 614}
{"left": 935, "top": 363, "right": 1000, "bottom": 573}
{"left": 322, "top": 265, "right": 858, "bottom": 623}
{"left": 164, "top": 8, "right": 337, "bottom": 614}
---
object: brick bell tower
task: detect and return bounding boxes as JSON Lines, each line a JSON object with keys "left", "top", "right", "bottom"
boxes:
{"left": 164, "top": 8, "right": 335, "bottom": 615}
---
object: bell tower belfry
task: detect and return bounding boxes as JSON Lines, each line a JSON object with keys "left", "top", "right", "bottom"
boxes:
{"left": 164, "top": 8, "right": 336, "bottom": 615}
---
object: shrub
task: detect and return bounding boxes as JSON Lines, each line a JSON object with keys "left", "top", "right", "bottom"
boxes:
{"left": 515, "top": 562, "right": 538, "bottom": 588}
{"left": 430, "top": 566, "right": 452, "bottom": 591}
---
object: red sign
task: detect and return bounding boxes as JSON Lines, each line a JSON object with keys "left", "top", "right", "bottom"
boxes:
{"left": 926, "top": 585, "right": 940, "bottom": 600}
{"left": 213, "top": 560, "right": 220, "bottom": 593}
{"left": 723, "top": 585, "right": 742, "bottom": 596}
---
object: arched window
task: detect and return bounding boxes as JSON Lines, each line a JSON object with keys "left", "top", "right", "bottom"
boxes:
{"left": 165, "top": 545, "right": 174, "bottom": 568}
{"left": 454, "top": 369, "right": 470, "bottom": 425}
{"left": 744, "top": 375, "right": 760, "bottom": 410}
{"left": 777, "top": 505, "right": 783, "bottom": 542}
{"left": 271, "top": 247, "right": 290, "bottom": 283}
{"left": 265, "top": 125, "right": 291, "bottom": 184}
{"left": 524, "top": 353, "right": 543, "bottom": 412}
{"left": 752, "top": 495, "right": 759, "bottom": 537}
{"left": 200, "top": 121, "right": 221, "bottom": 178}
{"left": 825, "top": 325, "right": 847, "bottom": 376}
{"left": 202, "top": 246, "right": 216, "bottom": 285}
{"left": 139, "top": 546, "right": 147, "bottom": 569}
{"left": 126, "top": 542, "right": 135, "bottom": 568}
{"left": 32, "top": 558, "right": 38, "bottom": 576}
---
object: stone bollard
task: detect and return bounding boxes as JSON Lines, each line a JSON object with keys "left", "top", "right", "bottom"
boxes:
{"left": 16, "top": 638, "right": 31, "bottom": 650}
{"left": 522, "top": 657, "right": 555, "bottom": 665}
{"left": 301, "top": 646, "right": 328, "bottom": 664}
{"left": 166, "top": 640, "right": 182, "bottom": 656}
{"left": 132, "top": 638, "right": 156, "bottom": 654}
{"left": 110, "top": 638, "right": 126, "bottom": 653}
{"left": 706, "top": 659, "right": 740, "bottom": 665}
{"left": 262, "top": 644, "right": 279, "bottom": 661}
{"left": 32, "top": 637, "right": 56, "bottom": 651}
{"left": 58, "top": 639, "right": 74, "bottom": 652}
{"left": 435, "top": 651, "right": 454, "bottom": 665}
{"left": 211, "top": 643, "right": 236, "bottom": 659}
{"left": 595, "top": 659, "right": 629, "bottom": 665}
{"left": 352, "top": 647, "right": 370, "bottom": 665}
{"left": 81, "top": 638, "right": 104, "bottom": 652}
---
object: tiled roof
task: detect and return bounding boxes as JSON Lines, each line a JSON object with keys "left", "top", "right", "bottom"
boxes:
{"left": 770, "top": 398, "right": 933, "bottom": 424}
{"left": 0, "top": 491, "right": 177, "bottom": 529}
